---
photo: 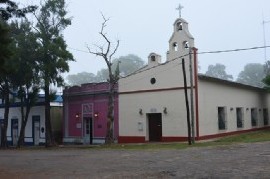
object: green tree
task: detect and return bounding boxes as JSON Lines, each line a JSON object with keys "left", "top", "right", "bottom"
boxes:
{"left": 0, "top": 0, "right": 37, "bottom": 20}
{"left": 205, "top": 63, "right": 233, "bottom": 80}
{"left": 262, "top": 61, "right": 270, "bottom": 89}
{"left": 66, "top": 72, "right": 97, "bottom": 86}
{"left": 0, "top": 20, "right": 12, "bottom": 71}
{"left": 96, "top": 68, "right": 109, "bottom": 82}
{"left": 0, "top": 20, "right": 13, "bottom": 147}
{"left": 96, "top": 54, "right": 145, "bottom": 81}
{"left": 33, "top": 0, "right": 74, "bottom": 147}
{"left": 9, "top": 20, "right": 40, "bottom": 147}
{"left": 0, "top": 1, "right": 36, "bottom": 148}
{"left": 112, "top": 54, "right": 145, "bottom": 77}
{"left": 237, "top": 63, "right": 265, "bottom": 87}
{"left": 87, "top": 14, "right": 119, "bottom": 144}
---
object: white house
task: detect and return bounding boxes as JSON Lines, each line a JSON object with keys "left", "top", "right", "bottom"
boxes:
{"left": 0, "top": 95, "right": 63, "bottom": 146}
{"left": 118, "top": 16, "right": 270, "bottom": 143}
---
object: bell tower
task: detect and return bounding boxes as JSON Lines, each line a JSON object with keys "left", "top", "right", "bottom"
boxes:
{"left": 166, "top": 4, "right": 194, "bottom": 61}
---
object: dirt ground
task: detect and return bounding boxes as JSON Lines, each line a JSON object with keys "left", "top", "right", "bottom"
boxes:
{"left": 0, "top": 142, "right": 269, "bottom": 179}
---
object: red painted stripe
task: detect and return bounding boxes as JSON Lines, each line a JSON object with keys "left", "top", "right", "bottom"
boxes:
{"left": 162, "top": 137, "right": 188, "bottom": 142}
{"left": 118, "top": 127, "right": 270, "bottom": 143}
{"left": 119, "top": 86, "right": 193, "bottom": 95}
{"left": 198, "top": 127, "right": 270, "bottom": 140}
{"left": 118, "top": 136, "right": 146, "bottom": 143}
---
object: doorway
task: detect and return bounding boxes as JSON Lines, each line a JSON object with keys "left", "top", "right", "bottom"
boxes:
{"left": 148, "top": 113, "right": 162, "bottom": 142}
{"left": 83, "top": 117, "right": 93, "bottom": 144}
{"left": 32, "top": 116, "right": 40, "bottom": 146}
{"left": 11, "top": 119, "right": 18, "bottom": 146}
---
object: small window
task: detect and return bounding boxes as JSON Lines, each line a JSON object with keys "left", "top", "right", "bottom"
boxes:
{"left": 251, "top": 108, "right": 257, "bottom": 127}
{"left": 173, "top": 42, "right": 178, "bottom": 51}
{"left": 150, "top": 78, "right": 156, "bottom": 84}
{"left": 263, "top": 108, "right": 269, "bottom": 126}
{"left": 151, "top": 55, "right": 156, "bottom": 62}
{"left": 218, "top": 107, "right": 226, "bottom": 130}
{"left": 236, "top": 108, "right": 243, "bottom": 128}
{"left": 177, "top": 22, "right": 183, "bottom": 31}
{"left": 183, "top": 41, "right": 189, "bottom": 49}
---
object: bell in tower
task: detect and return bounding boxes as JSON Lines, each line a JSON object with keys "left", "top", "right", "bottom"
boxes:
{"left": 166, "top": 4, "right": 194, "bottom": 61}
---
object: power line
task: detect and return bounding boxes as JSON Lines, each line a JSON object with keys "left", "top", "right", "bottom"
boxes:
{"left": 198, "top": 45, "right": 270, "bottom": 55}
{"left": 68, "top": 45, "right": 270, "bottom": 56}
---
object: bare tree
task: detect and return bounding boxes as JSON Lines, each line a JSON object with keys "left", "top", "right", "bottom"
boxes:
{"left": 87, "top": 14, "right": 119, "bottom": 144}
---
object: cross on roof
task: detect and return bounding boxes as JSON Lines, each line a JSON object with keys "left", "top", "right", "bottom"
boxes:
{"left": 176, "top": 4, "right": 184, "bottom": 18}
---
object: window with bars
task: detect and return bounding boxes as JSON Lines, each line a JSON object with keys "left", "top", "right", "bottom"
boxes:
{"left": 251, "top": 108, "right": 257, "bottom": 127}
{"left": 263, "top": 108, "right": 269, "bottom": 126}
{"left": 218, "top": 107, "right": 226, "bottom": 130}
{"left": 236, "top": 107, "right": 243, "bottom": 128}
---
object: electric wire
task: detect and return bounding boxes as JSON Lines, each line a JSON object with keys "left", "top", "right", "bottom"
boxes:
{"left": 66, "top": 45, "right": 270, "bottom": 87}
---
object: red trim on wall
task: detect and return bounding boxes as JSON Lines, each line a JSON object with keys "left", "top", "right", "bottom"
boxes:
{"left": 118, "top": 136, "right": 146, "bottom": 143}
{"left": 193, "top": 47, "right": 200, "bottom": 138}
{"left": 118, "top": 127, "right": 270, "bottom": 143}
{"left": 198, "top": 127, "right": 270, "bottom": 140}
{"left": 119, "top": 86, "right": 192, "bottom": 95}
{"left": 162, "top": 137, "right": 188, "bottom": 142}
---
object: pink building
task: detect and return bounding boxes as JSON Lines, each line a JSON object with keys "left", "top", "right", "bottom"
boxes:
{"left": 63, "top": 82, "right": 118, "bottom": 144}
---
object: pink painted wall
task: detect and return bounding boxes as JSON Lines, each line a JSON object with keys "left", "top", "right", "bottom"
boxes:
{"left": 63, "top": 82, "right": 119, "bottom": 140}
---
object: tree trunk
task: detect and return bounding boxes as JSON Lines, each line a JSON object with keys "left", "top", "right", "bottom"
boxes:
{"left": 17, "top": 120, "right": 26, "bottom": 147}
{"left": 17, "top": 94, "right": 25, "bottom": 148}
{"left": 1, "top": 79, "right": 9, "bottom": 148}
{"left": 44, "top": 82, "right": 54, "bottom": 147}
{"left": 105, "top": 83, "right": 115, "bottom": 144}
{"left": 17, "top": 99, "right": 31, "bottom": 148}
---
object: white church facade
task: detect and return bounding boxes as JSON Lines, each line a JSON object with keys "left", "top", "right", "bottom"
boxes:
{"left": 118, "top": 15, "right": 270, "bottom": 143}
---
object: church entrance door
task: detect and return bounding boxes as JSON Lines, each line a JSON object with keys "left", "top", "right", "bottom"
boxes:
{"left": 148, "top": 113, "right": 162, "bottom": 142}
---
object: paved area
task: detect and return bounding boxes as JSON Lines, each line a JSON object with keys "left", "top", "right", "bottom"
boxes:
{"left": 0, "top": 142, "right": 270, "bottom": 178}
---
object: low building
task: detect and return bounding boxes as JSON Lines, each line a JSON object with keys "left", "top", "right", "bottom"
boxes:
{"left": 118, "top": 15, "right": 270, "bottom": 143}
{"left": 62, "top": 82, "right": 118, "bottom": 144}
{"left": 0, "top": 94, "right": 63, "bottom": 146}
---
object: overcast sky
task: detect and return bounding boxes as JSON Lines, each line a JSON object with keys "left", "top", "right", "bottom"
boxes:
{"left": 23, "top": 0, "right": 270, "bottom": 79}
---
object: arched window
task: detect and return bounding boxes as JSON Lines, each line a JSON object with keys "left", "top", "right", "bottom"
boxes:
{"left": 173, "top": 42, "right": 178, "bottom": 51}
{"left": 183, "top": 41, "right": 189, "bottom": 49}
{"left": 177, "top": 22, "right": 183, "bottom": 31}
{"left": 151, "top": 55, "right": 156, "bottom": 62}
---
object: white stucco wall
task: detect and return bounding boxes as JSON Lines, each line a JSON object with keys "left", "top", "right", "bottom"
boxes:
{"left": 0, "top": 106, "right": 46, "bottom": 144}
{"left": 119, "top": 90, "right": 193, "bottom": 139}
{"left": 198, "top": 78, "right": 270, "bottom": 136}
{"left": 119, "top": 17, "right": 197, "bottom": 141}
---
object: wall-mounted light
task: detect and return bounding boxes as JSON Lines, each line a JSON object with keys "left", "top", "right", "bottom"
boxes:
{"left": 230, "top": 107, "right": 234, "bottom": 111}
{"left": 246, "top": 108, "right": 249, "bottom": 111}
{"left": 139, "top": 108, "right": 143, "bottom": 115}
{"left": 75, "top": 113, "right": 80, "bottom": 119}
{"left": 163, "top": 107, "right": 168, "bottom": 114}
{"left": 94, "top": 112, "right": 99, "bottom": 118}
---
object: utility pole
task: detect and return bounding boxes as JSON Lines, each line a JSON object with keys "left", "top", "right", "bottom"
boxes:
{"left": 182, "top": 58, "right": 192, "bottom": 145}
{"left": 189, "top": 48, "right": 195, "bottom": 144}
{"left": 262, "top": 15, "right": 270, "bottom": 62}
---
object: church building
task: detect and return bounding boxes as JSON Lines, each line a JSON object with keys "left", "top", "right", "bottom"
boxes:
{"left": 118, "top": 10, "right": 270, "bottom": 143}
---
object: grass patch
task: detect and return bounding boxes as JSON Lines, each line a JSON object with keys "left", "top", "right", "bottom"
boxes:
{"left": 9, "top": 130, "right": 270, "bottom": 151}
{"left": 213, "top": 129, "right": 270, "bottom": 143}
{"left": 99, "top": 130, "right": 270, "bottom": 150}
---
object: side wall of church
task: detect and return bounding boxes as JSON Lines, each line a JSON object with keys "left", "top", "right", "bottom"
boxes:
{"left": 198, "top": 79, "right": 270, "bottom": 137}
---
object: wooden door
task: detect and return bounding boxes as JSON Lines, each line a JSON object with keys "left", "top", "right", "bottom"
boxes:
{"left": 148, "top": 113, "right": 162, "bottom": 142}
{"left": 32, "top": 116, "right": 40, "bottom": 146}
